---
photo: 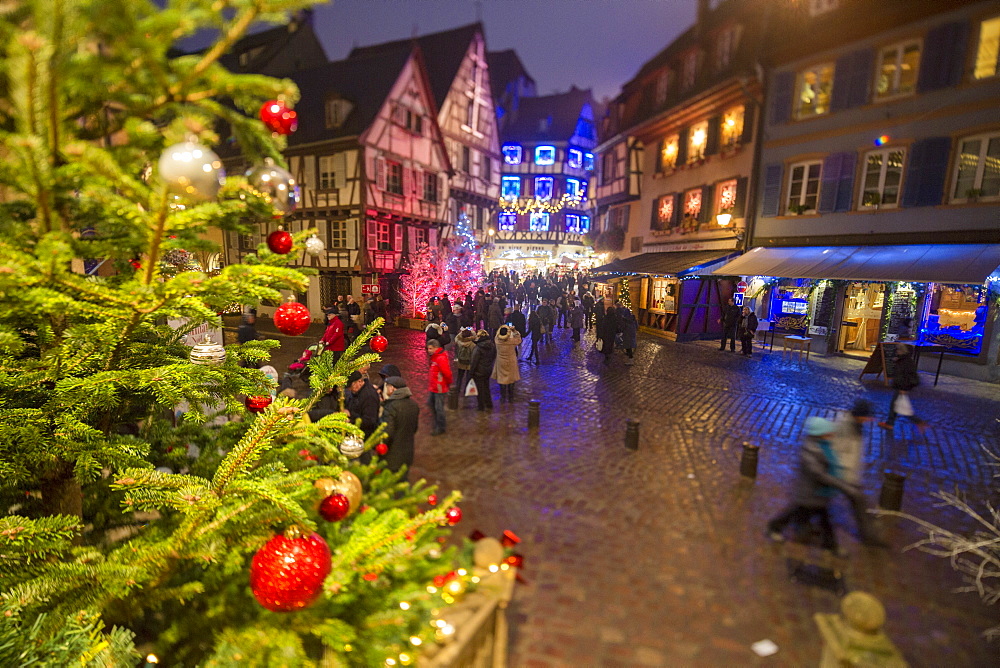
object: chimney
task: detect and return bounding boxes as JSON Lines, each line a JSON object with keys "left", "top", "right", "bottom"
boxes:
{"left": 697, "top": 0, "right": 711, "bottom": 38}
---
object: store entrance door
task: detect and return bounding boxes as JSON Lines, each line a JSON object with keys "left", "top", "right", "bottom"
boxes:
{"left": 838, "top": 283, "right": 887, "bottom": 358}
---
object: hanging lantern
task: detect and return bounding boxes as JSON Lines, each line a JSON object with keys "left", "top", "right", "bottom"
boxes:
{"left": 189, "top": 334, "right": 226, "bottom": 366}
{"left": 246, "top": 158, "right": 300, "bottom": 216}
{"left": 158, "top": 141, "right": 226, "bottom": 201}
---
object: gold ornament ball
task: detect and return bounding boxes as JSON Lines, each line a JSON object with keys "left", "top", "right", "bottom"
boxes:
{"left": 158, "top": 141, "right": 225, "bottom": 201}
{"left": 473, "top": 537, "right": 504, "bottom": 569}
{"left": 337, "top": 471, "right": 363, "bottom": 511}
{"left": 314, "top": 477, "right": 338, "bottom": 497}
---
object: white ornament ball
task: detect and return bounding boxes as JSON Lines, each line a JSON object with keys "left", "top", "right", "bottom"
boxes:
{"left": 246, "top": 159, "right": 300, "bottom": 215}
{"left": 189, "top": 334, "right": 226, "bottom": 366}
{"left": 305, "top": 234, "right": 325, "bottom": 257}
{"left": 339, "top": 435, "right": 365, "bottom": 460}
{"left": 158, "top": 141, "right": 225, "bottom": 201}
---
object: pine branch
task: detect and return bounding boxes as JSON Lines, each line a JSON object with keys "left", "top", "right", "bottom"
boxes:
{"left": 212, "top": 399, "right": 302, "bottom": 495}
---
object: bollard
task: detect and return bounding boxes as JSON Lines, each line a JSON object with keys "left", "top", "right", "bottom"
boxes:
{"left": 447, "top": 383, "right": 459, "bottom": 410}
{"left": 878, "top": 470, "right": 907, "bottom": 511}
{"left": 624, "top": 419, "right": 639, "bottom": 451}
{"left": 527, "top": 400, "right": 540, "bottom": 430}
{"left": 740, "top": 442, "right": 759, "bottom": 478}
{"left": 814, "top": 591, "right": 907, "bottom": 667}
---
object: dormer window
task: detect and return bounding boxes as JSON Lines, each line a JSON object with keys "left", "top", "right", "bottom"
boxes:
{"left": 716, "top": 25, "right": 741, "bottom": 71}
{"left": 567, "top": 148, "right": 583, "bottom": 169}
{"left": 534, "top": 146, "right": 556, "bottom": 166}
{"left": 655, "top": 70, "right": 673, "bottom": 105}
{"left": 502, "top": 144, "right": 523, "bottom": 165}
{"left": 325, "top": 97, "right": 354, "bottom": 128}
{"left": 681, "top": 51, "right": 698, "bottom": 89}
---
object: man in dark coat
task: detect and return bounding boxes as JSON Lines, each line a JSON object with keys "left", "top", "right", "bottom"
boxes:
{"left": 719, "top": 297, "right": 742, "bottom": 352}
{"left": 344, "top": 370, "right": 380, "bottom": 440}
{"left": 598, "top": 304, "right": 618, "bottom": 364}
{"left": 378, "top": 376, "right": 419, "bottom": 473}
{"left": 506, "top": 307, "right": 527, "bottom": 339}
{"left": 468, "top": 329, "right": 496, "bottom": 411}
{"left": 738, "top": 306, "right": 759, "bottom": 356}
{"left": 878, "top": 344, "right": 928, "bottom": 433}
{"left": 237, "top": 314, "right": 261, "bottom": 344}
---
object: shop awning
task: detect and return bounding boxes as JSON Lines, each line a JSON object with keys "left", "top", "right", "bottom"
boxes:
{"left": 592, "top": 250, "right": 739, "bottom": 277}
{"left": 712, "top": 244, "right": 1000, "bottom": 284}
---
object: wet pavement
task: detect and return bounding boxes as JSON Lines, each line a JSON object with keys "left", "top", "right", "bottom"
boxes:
{"left": 241, "top": 316, "right": 999, "bottom": 666}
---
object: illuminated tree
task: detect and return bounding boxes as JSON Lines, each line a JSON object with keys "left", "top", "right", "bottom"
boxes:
{"left": 443, "top": 211, "right": 485, "bottom": 301}
{"left": 399, "top": 242, "right": 443, "bottom": 317}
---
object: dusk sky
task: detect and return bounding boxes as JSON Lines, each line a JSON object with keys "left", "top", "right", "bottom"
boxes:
{"left": 308, "top": 0, "right": 698, "bottom": 102}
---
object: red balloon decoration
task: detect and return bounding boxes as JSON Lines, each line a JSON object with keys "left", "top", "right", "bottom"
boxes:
{"left": 274, "top": 301, "right": 311, "bottom": 336}
{"left": 445, "top": 507, "right": 462, "bottom": 525}
{"left": 370, "top": 335, "right": 388, "bottom": 353}
{"left": 374, "top": 443, "right": 388, "bottom": 456}
{"left": 319, "top": 493, "right": 351, "bottom": 522}
{"left": 250, "top": 531, "right": 331, "bottom": 612}
{"left": 259, "top": 100, "right": 298, "bottom": 135}
{"left": 267, "top": 229, "right": 293, "bottom": 254}
{"left": 245, "top": 395, "right": 273, "bottom": 414}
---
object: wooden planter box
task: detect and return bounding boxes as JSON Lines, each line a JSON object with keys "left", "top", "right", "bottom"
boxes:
{"left": 396, "top": 317, "right": 428, "bottom": 330}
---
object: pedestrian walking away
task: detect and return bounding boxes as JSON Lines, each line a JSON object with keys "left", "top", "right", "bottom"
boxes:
{"left": 878, "top": 344, "right": 928, "bottom": 436}
{"left": 453, "top": 328, "right": 476, "bottom": 403}
{"left": 378, "top": 376, "right": 420, "bottom": 474}
{"left": 492, "top": 325, "right": 522, "bottom": 402}
{"left": 468, "top": 329, "right": 496, "bottom": 410}
{"left": 598, "top": 304, "right": 618, "bottom": 364}
{"left": 617, "top": 303, "right": 637, "bottom": 363}
{"left": 425, "top": 340, "right": 452, "bottom": 435}
{"left": 570, "top": 299, "right": 584, "bottom": 342}
{"left": 830, "top": 399, "right": 889, "bottom": 547}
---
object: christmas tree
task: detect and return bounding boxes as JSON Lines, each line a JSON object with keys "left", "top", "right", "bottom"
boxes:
{"left": 443, "top": 211, "right": 484, "bottom": 302}
{"left": 618, "top": 277, "right": 633, "bottom": 310}
{"left": 0, "top": 2, "right": 482, "bottom": 665}
{"left": 399, "top": 242, "right": 442, "bottom": 318}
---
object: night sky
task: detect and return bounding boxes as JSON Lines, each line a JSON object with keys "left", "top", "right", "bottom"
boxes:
{"left": 309, "top": 0, "right": 698, "bottom": 102}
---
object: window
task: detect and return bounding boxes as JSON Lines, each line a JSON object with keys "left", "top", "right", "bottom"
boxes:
{"left": 794, "top": 63, "right": 834, "bottom": 119}
{"left": 325, "top": 98, "right": 352, "bottom": 128}
{"left": 786, "top": 160, "right": 822, "bottom": 213}
{"left": 415, "top": 228, "right": 430, "bottom": 247}
{"left": 501, "top": 176, "right": 521, "bottom": 199}
{"left": 498, "top": 213, "right": 517, "bottom": 231}
{"left": 681, "top": 51, "right": 698, "bottom": 89}
{"left": 565, "top": 214, "right": 581, "bottom": 233}
{"left": 534, "top": 176, "right": 553, "bottom": 200}
{"left": 464, "top": 101, "right": 474, "bottom": 127}
{"left": 654, "top": 194, "right": 676, "bottom": 230}
{"left": 655, "top": 70, "right": 672, "bottom": 105}
{"left": 376, "top": 222, "right": 392, "bottom": 250}
{"left": 716, "top": 26, "right": 740, "bottom": 71}
{"left": 808, "top": 0, "right": 839, "bottom": 16}
{"left": 462, "top": 147, "right": 471, "bottom": 173}
{"left": 876, "top": 41, "right": 920, "bottom": 98}
{"left": 502, "top": 144, "right": 522, "bottom": 165}
{"left": 660, "top": 134, "right": 679, "bottom": 171}
{"left": 716, "top": 179, "right": 738, "bottom": 214}
{"left": 601, "top": 151, "right": 618, "bottom": 185}
{"left": 720, "top": 106, "right": 744, "bottom": 149}
{"left": 580, "top": 215, "right": 591, "bottom": 232}
{"left": 318, "top": 156, "right": 336, "bottom": 189}
{"left": 584, "top": 152, "right": 595, "bottom": 171}
{"left": 535, "top": 146, "right": 556, "bottom": 165}
{"left": 529, "top": 212, "right": 550, "bottom": 231}
{"left": 423, "top": 171, "right": 439, "bottom": 203}
{"left": 859, "top": 148, "right": 905, "bottom": 208}
{"left": 385, "top": 161, "right": 403, "bottom": 195}
{"left": 974, "top": 16, "right": 1000, "bottom": 79}
{"left": 687, "top": 121, "right": 708, "bottom": 163}
{"left": 392, "top": 105, "right": 422, "bottom": 134}
{"left": 568, "top": 148, "right": 583, "bottom": 169}
{"left": 327, "top": 220, "right": 348, "bottom": 248}
{"left": 565, "top": 178, "right": 582, "bottom": 198}
{"left": 952, "top": 132, "right": 1000, "bottom": 200}
{"left": 683, "top": 188, "right": 702, "bottom": 220}
{"left": 482, "top": 155, "right": 491, "bottom": 182}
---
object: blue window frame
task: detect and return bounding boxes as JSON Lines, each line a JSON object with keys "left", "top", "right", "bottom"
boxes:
{"left": 534, "top": 176, "right": 553, "bottom": 200}
{"left": 498, "top": 213, "right": 517, "bottom": 231}
{"left": 584, "top": 152, "right": 595, "bottom": 171}
{"left": 502, "top": 144, "right": 522, "bottom": 165}
{"left": 580, "top": 215, "right": 591, "bottom": 232}
{"left": 566, "top": 178, "right": 582, "bottom": 198}
{"left": 565, "top": 214, "right": 581, "bottom": 233}
{"left": 529, "top": 212, "right": 550, "bottom": 231}
{"left": 534, "top": 146, "right": 556, "bottom": 165}
{"left": 501, "top": 176, "right": 521, "bottom": 199}
{"left": 567, "top": 148, "right": 583, "bottom": 168}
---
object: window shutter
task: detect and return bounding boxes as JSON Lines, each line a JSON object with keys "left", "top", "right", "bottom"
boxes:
{"left": 403, "top": 167, "right": 413, "bottom": 197}
{"left": 366, "top": 220, "right": 377, "bottom": 252}
{"left": 650, "top": 198, "right": 659, "bottom": 230}
{"left": 831, "top": 53, "right": 852, "bottom": 111}
{"left": 414, "top": 168, "right": 424, "bottom": 199}
{"left": 655, "top": 139, "right": 664, "bottom": 173}
{"left": 760, "top": 164, "right": 783, "bottom": 217}
{"left": 334, "top": 153, "right": 347, "bottom": 189}
{"left": 375, "top": 156, "right": 386, "bottom": 190}
{"left": 741, "top": 104, "right": 755, "bottom": 145}
{"left": 699, "top": 185, "right": 714, "bottom": 222}
{"left": 429, "top": 228, "right": 439, "bottom": 248}
{"left": 732, "top": 176, "right": 749, "bottom": 218}
{"left": 835, "top": 152, "right": 856, "bottom": 212}
{"left": 393, "top": 223, "right": 404, "bottom": 252}
{"left": 847, "top": 49, "right": 874, "bottom": 108}
{"left": 769, "top": 71, "right": 794, "bottom": 125}
{"left": 901, "top": 137, "right": 952, "bottom": 207}
{"left": 705, "top": 116, "right": 721, "bottom": 156}
{"left": 917, "top": 22, "right": 971, "bottom": 92}
{"left": 347, "top": 218, "right": 358, "bottom": 249}
{"left": 407, "top": 225, "right": 418, "bottom": 254}
{"left": 439, "top": 174, "right": 446, "bottom": 203}
{"left": 818, "top": 153, "right": 844, "bottom": 213}
{"left": 676, "top": 128, "right": 689, "bottom": 165}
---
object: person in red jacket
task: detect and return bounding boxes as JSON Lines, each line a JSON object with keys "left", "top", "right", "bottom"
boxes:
{"left": 426, "top": 339, "right": 452, "bottom": 435}
{"left": 320, "top": 316, "right": 345, "bottom": 364}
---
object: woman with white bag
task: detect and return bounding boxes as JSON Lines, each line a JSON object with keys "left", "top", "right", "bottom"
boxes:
{"left": 878, "top": 344, "right": 928, "bottom": 435}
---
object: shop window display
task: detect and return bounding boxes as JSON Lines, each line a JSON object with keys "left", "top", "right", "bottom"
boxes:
{"left": 648, "top": 277, "right": 678, "bottom": 313}
{"left": 769, "top": 284, "right": 811, "bottom": 333}
{"left": 839, "top": 283, "right": 886, "bottom": 355}
{"left": 918, "top": 284, "right": 987, "bottom": 354}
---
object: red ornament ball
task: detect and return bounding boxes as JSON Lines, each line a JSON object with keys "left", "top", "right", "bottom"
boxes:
{"left": 259, "top": 100, "right": 298, "bottom": 135}
{"left": 274, "top": 301, "right": 311, "bottom": 336}
{"left": 433, "top": 574, "right": 446, "bottom": 587}
{"left": 249, "top": 531, "right": 331, "bottom": 612}
{"left": 426, "top": 494, "right": 438, "bottom": 506}
{"left": 267, "top": 229, "right": 293, "bottom": 254}
{"left": 375, "top": 443, "right": 389, "bottom": 456}
{"left": 319, "top": 493, "right": 351, "bottom": 522}
{"left": 370, "top": 335, "right": 388, "bottom": 353}
{"left": 245, "top": 395, "right": 273, "bottom": 414}
{"left": 445, "top": 507, "right": 462, "bottom": 525}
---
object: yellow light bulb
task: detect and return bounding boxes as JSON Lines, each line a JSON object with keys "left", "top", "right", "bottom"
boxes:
{"left": 410, "top": 636, "right": 422, "bottom": 646}
{"left": 399, "top": 601, "right": 410, "bottom": 610}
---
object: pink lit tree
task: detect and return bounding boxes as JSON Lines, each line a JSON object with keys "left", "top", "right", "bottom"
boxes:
{"left": 399, "top": 242, "right": 442, "bottom": 317}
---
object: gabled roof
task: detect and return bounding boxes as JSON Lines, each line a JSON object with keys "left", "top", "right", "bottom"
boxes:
{"left": 285, "top": 48, "right": 414, "bottom": 145}
{"left": 213, "top": 10, "right": 327, "bottom": 77}
{"left": 486, "top": 49, "right": 536, "bottom": 101}
{"left": 348, "top": 23, "right": 483, "bottom": 110}
{"left": 501, "top": 87, "right": 593, "bottom": 143}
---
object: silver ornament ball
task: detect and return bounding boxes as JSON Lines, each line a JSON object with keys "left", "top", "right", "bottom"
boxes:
{"left": 246, "top": 158, "right": 300, "bottom": 215}
{"left": 305, "top": 234, "right": 325, "bottom": 257}
{"left": 339, "top": 435, "right": 365, "bottom": 460}
{"left": 189, "top": 334, "right": 227, "bottom": 366}
{"left": 158, "top": 141, "right": 225, "bottom": 201}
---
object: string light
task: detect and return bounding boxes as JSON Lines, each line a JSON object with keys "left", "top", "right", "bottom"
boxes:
{"left": 410, "top": 636, "right": 422, "bottom": 646}
{"left": 399, "top": 601, "right": 410, "bottom": 610}
{"left": 498, "top": 193, "right": 584, "bottom": 214}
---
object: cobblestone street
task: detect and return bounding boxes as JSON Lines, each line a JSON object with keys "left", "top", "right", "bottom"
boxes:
{"left": 259, "top": 319, "right": 999, "bottom": 666}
